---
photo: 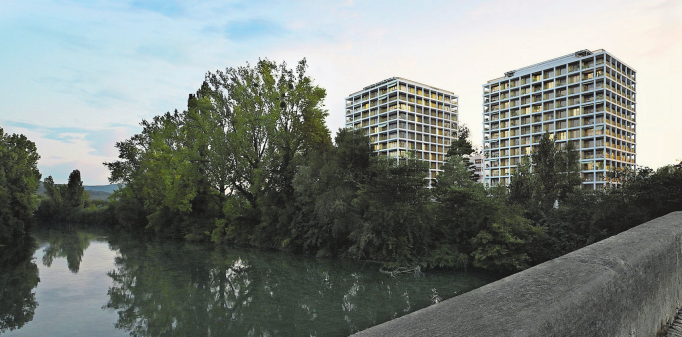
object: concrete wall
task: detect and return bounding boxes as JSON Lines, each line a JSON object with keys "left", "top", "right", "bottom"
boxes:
{"left": 352, "top": 211, "right": 682, "bottom": 337}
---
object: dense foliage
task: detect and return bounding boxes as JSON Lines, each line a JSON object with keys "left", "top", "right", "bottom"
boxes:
{"left": 508, "top": 135, "right": 682, "bottom": 263}
{"left": 35, "top": 170, "right": 114, "bottom": 226}
{"left": 0, "top": 127, "right": 41, "bottom": 243}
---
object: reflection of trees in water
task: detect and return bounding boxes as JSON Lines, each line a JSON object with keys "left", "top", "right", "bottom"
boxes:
{"left": 37, "top": 229, "right": 98, "bottom": 273}
{"left": 102, "top": 232, "right": 446, "bottom": 337}
{"left": 0, "top": 235, "right": 40, "bottom": 333}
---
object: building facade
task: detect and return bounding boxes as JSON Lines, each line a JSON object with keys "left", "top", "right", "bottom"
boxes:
{"left": 345, "top": 77, "right": 459, "bottom": 181}
{"left": 482, "top": 49, "right": 637, "bottom": 188}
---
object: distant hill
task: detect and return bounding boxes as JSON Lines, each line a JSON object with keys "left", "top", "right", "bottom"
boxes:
{"left": 86, "top": 190, "right": 112, "bottom": 201}
{"left": 83, "top": 184, "right": 120, "bottom": 193}
{"left": 37, "top": 182, "right": 121, "bottom": 200}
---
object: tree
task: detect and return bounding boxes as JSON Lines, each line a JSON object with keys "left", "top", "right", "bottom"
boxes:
{"left": 106, "top": 111, "right": 205, "bottom": 237}
{"left": 65, "top": 170, "right": 85, "bottom": 208}
{"left": 555, "top": 140, "right": 582, "bottom": 201}
{"left": 106, "top": 58, "right": 331, "bottom": 244}
{"left": 289, "top": 128, "right": 371, "bottom": 256}
{"left": 506, "top": 133, "right": 582, "bottom": 266}
{"left": 508, "top": 132, "right": 580, "bottom": 214}
{"left": 347, "top": 153, "right": 432, "bottom": 266}
{"left": 433, "top": 156, "right": 540, "bottom": 272}
{"left": 43, "top": 176, "right": 61, "bottom": 204}
{"left": 445, "top": 125, "right": 478, "bottom": 181}
{"left": 507, "top": 156, "right": 533, "bottom": 210}
{"left": 0, "top": 128, "right": 41, "bottom": 242}
{"left": 203, "top": 58, "right": 331, "bottom": 247}
{"left": 36, "top": 175, "right": 64, "bottom": 222}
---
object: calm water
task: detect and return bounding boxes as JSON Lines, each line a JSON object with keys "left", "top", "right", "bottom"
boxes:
{"left": 1, "top": 226, "right": 499, "bottom": 337}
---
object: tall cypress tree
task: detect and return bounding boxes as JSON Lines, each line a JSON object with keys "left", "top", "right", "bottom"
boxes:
{"left": 65, "top": 170, "right": 85, "bottom": 208}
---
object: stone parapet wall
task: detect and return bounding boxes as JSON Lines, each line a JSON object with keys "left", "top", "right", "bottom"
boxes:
{"left": 352, "top": 212, "right": 682, "bottom": 337}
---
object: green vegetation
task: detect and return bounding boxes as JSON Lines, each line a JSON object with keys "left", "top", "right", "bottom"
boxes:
{"left": 36, "top": 170, "right": 115, "bottom": 226}
{"left": 0, "top": 127, "right": 41, "bottom": 243}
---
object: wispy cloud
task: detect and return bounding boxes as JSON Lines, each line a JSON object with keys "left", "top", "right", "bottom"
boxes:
{"left": 1, "top": 120, "right": 129, "bottom": 158}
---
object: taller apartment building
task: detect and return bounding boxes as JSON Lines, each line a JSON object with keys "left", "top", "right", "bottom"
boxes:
{"left": 482, "top": 49, "right": 637, "bottom": 189}
{"left": 345, "top": 77, "right": 459, "bottom": 181}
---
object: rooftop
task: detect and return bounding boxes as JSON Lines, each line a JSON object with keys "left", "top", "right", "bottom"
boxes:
{"left": 347, "top": 76, "right": 455, "bottom": 97}
{"left": 485, "top": 49, "right": 636, "bottom": 84}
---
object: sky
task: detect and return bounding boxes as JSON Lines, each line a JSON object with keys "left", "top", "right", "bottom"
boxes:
{"left": 1, "top": 0, "right": 680, "bottom": 184}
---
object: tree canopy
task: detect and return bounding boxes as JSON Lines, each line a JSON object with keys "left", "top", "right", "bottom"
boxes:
{"left": 0, "top": 128, "right": 41, "bottom": 242}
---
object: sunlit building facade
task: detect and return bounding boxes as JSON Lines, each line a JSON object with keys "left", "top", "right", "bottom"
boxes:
{"left": 482, "top": 49, "right": 637, "bottom": 188}
{"left": 345, "top": 77, "right": 459, "bottom": 181}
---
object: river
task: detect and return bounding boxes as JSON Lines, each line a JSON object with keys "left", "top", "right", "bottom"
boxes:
{"left": 1, "top": 225, "right": 499, "bottom": 337}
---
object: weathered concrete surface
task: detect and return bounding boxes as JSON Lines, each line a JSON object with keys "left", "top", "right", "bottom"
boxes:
{"left": 352, "top": 211, "right": 682, "bottom": 337}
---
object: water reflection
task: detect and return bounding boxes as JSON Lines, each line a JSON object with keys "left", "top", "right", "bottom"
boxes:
{"left": 103, "top": 232, "right": 496, "bottom": 337}
{"left": 0, "top": 235, "right": 39, "bottom": 334}
{"left": 38, "top": 230, "right": 99, "bottom": 273}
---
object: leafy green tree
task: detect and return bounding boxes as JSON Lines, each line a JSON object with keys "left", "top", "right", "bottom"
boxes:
{"left": 601, "top": 165, "right": 682, "bottom": 234}
{"left": 538, "top": 188, "right": 610, "bottom": 260}
{"left": 347, "top": 153, "right": 432, "bottom": 266}
{"left": 508, "top": 133, "right": 580, "bottom": 215}
{"left": 203, "top": 58, "right": 331, "bottom": 247}
{"left": 507, "top": 156, "right": 533, "bottom": 209}
{"left": 36, "top": 175, "right": 65, "bottom": 222}
{"left": 469, "top": 200, "right": 539, "bottom": 272}
{"left": 0, "top": 128, "right": 41, "bottom": 242}
{"left": 555, "top": 140, "right": 582, "bottom": 201}
{"left": 433, "top": 156, "right": 540, "bottom": 272}
{"left": 289, "top": 128, "right": 371, "bottom": 256}
{"left": 37, "top": 172, "right": 97, "bottom": 224}
{"left": 43, "top": 176, "right": 61, "bottom": 205}
{"left": 445, "top": 125, "right": 478, "bottom": 181}
{"left": 106, "top": 59, "right": 331, "bottom": 245}
{"left": 65, "top": 170, "right": 85, "bottom": 208}
{"left": 105, "top": 110, "right": 210, "bottom": 238}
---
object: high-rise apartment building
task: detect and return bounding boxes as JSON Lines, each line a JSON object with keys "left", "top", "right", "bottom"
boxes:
{"left": 345, "top": 77, "right": 459, "bottom": 181}
{"left": 482, "top": 49, "right": 637, "bottom": 189}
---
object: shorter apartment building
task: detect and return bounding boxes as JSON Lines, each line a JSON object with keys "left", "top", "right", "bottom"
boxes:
{"left": 345, "top": 77, "right": 459, "bottom": 182}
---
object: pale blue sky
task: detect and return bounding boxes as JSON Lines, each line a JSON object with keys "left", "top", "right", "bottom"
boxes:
{"left": 1, "top": 0, "right": 680, "bottom": 184}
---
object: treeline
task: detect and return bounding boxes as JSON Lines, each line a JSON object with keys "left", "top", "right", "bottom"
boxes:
{"left": 35, "top": 170, "right": 114, "bottom": 225}
{"left": 31, "top": 59, "right": 682, "bottom": 274}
